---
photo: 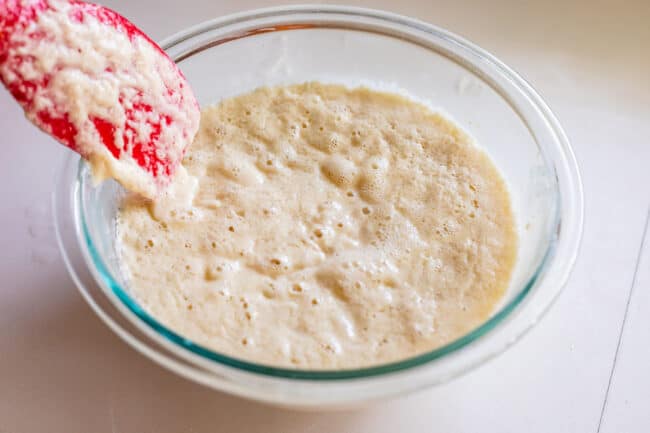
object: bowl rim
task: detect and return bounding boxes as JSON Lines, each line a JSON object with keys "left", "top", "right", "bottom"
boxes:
{"left": 66, "top": 4, "right": 584, "bottom": 382}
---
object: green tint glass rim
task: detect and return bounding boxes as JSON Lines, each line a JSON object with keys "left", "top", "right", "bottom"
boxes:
{"left": 79, "top": 5, "right": 562, "bottom": 380}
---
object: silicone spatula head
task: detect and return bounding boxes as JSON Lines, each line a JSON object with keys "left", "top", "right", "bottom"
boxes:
{"left": 0, "top": 0, "right": 200, "bottom": 198}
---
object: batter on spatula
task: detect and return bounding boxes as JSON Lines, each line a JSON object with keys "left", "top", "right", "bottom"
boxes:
{"left": 0, "top": 0, "right": 199, "bottom": 198}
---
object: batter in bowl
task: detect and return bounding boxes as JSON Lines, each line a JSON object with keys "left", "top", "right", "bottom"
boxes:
{"left": 117, "top": 83, "right": 517, "bottom": 369}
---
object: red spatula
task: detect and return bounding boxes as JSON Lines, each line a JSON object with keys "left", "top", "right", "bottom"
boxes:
{"left": 0, "top": 0, "right": 200, "bottom": 198}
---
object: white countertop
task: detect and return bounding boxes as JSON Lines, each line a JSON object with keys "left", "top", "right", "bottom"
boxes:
{"left": 1, "top": 1, "right": 649, "bottom": 431}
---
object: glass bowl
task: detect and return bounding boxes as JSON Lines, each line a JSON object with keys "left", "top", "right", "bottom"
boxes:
{"left": 54, "top": 5, "right": 583, "bottom": 409}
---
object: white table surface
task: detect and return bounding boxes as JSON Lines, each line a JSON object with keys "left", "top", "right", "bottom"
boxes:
{"left": 1, "top": 1, "right": 648, "bottom": 432}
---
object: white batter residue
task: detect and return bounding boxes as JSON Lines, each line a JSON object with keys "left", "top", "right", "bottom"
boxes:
{"left": 117, "top": 83, "right": 517, "bottom": 369}
{"left": 0, "top": 0, "right": 199, "bottom": 198}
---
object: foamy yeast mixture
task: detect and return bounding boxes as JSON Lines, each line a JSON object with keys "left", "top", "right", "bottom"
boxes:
{"left": 117, "top": 83, "right": 517, "bottom": 369}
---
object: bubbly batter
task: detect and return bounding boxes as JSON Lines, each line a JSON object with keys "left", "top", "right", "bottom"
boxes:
{"left": 117, "top": 83, "right": 517, "bottom": 369}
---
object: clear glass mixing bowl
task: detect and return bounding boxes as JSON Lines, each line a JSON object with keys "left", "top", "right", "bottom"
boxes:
{"left": 54, "top": 5, "right": 583, "bottom": 409}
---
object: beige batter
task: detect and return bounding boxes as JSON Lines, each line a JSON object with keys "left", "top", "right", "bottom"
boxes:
{"left": 117, "top": 83, "right": 517, "bottom": 369}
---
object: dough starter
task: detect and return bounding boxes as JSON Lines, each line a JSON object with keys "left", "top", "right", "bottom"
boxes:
{"left": 117, "top": 83, "right": 517, "bottom": 369}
